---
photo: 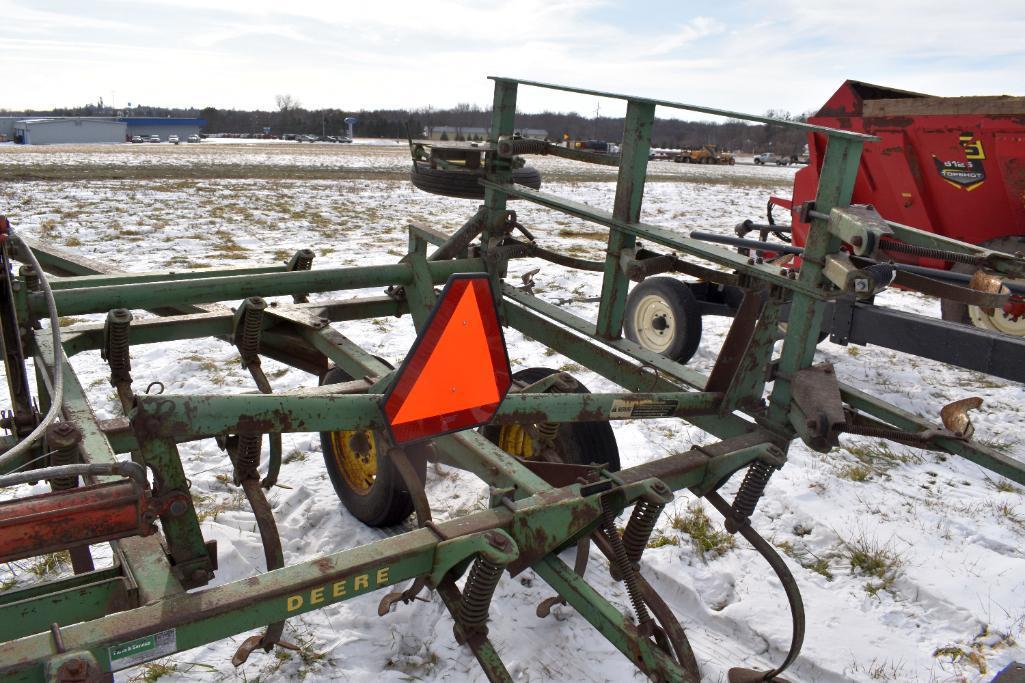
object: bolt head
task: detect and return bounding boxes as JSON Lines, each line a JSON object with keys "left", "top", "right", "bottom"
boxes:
{"left": 62, "top": 659, "right": 85, "bottom": 675}
{"left": 487, "top": 532, "right": 510, "bottom": 550}
{"left": 169, "top": 499, "right": 188, "bottom": 517}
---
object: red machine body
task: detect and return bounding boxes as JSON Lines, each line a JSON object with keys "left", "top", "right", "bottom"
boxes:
{"left": 779, "top": 80, "right": 1025, "bottom": 261}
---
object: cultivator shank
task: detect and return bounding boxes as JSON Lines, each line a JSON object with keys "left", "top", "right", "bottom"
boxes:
{"left": 0, "top": 77, "right": 1024, "bottom": 682}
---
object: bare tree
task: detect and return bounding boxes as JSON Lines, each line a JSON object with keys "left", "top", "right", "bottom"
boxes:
{"left": 276, "top": 94, "right": 301, "bottom": 134}
{"left": 276, "top": 94, "right": 301, "bottom": 111}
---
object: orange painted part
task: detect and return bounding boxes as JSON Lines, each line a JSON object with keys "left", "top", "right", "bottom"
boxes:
{"left": 0, "top": 480, "right": 153, "bottom": 563}
{"left": 392, "top": 283, "right": 500, "bottom": 424}
{"left": 383, "top": 275, "right": 511, "bottom": 444}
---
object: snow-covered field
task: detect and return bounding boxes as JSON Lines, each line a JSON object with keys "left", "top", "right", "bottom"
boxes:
{"left": 0, "top": 144, "right": 1022, "bottom": 682}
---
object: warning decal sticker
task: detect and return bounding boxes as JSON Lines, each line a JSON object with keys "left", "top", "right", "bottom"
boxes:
{"left": 933, "top": 132, "right": 986, "bottom": 191}
{"left": 610, "top": 399, "right": 678, "bottom": 419}
{"left": 108, "top": 629, "right": 177, "bottom": 671}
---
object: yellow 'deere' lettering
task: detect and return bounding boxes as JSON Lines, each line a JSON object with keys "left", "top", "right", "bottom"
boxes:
{"left": 285, "top": 564, "right": 393, "bottom": 613}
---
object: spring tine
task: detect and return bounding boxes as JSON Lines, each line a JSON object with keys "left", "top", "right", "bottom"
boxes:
{"left": 599, "top": 499, "right": 653, "bottom": 631}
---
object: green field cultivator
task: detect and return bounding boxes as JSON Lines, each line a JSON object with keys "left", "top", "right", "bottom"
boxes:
{"left": 1, "top": 77, "right": 1025, "bottom": 683}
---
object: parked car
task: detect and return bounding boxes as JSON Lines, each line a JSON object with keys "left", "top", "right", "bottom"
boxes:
{"left": 131, "top": 135, "right": 144, "bottom": 144}
{"left": 148, "top": 135, "right": 161, "bottom": 143}
{"left": 187, "top": 135, "right": 200, "bottom": 143}
{"left": 338, "top": 136, "right": 353, "bottom": 143}
{"left": 168, "top": 135, "right": 180, "bottom": 144}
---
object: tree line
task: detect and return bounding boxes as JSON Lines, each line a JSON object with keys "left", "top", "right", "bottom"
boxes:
{"left": 0, "top": 98, "right": 812, "bottom": 155}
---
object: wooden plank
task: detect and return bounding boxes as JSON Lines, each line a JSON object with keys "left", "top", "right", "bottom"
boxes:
{"left": 863, "top": 95, "right": 1025, "bottom": 117}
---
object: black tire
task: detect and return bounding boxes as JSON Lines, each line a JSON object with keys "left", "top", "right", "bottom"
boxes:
{"left": 941, "top": 236, "right": 1025, "bottom": 333}
{"left": 319, "top": 365, "right": 415, "bottom": 527}
{"left": 481, "top": 367, "right": 620, "bottom": 471}
{"left": 409, "top": 161, "right": 541, "bottom": 199}
{"left": 624, "top": 277, "right": 703, "bottom": 364}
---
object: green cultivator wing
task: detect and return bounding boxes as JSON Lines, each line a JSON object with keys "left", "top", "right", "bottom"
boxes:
{"left": 0, "top": 77, "right": 1023, "bottom": 683}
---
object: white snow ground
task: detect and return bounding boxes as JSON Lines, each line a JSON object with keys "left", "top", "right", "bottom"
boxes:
{"left": 0, "top": 144, "right": 1022, "bottom": 682}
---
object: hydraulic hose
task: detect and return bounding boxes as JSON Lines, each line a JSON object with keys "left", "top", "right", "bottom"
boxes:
{"left": 0, "top": 231, "right": 65, "bottom": 470}
{"left": 0, "top": 461, "right": 147, "bottom": 490}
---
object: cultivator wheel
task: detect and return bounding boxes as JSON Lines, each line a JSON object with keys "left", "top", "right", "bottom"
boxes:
{"left": 482, "top": 367, "right": 621, "bottom": 470}
{"left": 941, "top": 236, "right": 1025, "bottom": 336}
{"left": 319, "top": 365, "right": 418, "bottom": 527}
{"left": 624, "top": 277, "right": 703, "bottom": 364}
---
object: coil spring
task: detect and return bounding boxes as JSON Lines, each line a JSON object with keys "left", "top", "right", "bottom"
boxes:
{"left": 238, "top": 297, "right": 266, "bottom": 366}
{"left": 536, "top": 375, "right": 573, "bottom": 443}
{"left": 235, "top": 432, "right": 262, "bottom": 480}
{"left": 599, "top": 504, "right": 652, "bottom": 627}
{"left": 880, "top": 238, "right": 984, "bottom": 267}
{"left": 842, "top": 420, "right": 929, "bottom": 447}
{"left": 728, "top": 461, "right": 775, "bottom": 530}
{"left": 291, "top": 249, "right": 315, "bottom": 271}
{"left": 19, "top": 266, "right": 39, "bottom": 292}
{"left": 47, "top": 423, "right": 82, "bottom": 490}
{"left": 623, "top": 501, "right": 665, "bottom": 567}
{"left": 460, "top": 556, "right": 504, "bottom": 633}
{"left": 50, "top": 445, "right": 77, "bottom": 490}
{"left": 103, "top": 309, "right": 133, "bottom": 384}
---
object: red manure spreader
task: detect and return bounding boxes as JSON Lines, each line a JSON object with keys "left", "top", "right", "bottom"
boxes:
{"left": 773, "top": 80, "right": 1025, "bottom": 334}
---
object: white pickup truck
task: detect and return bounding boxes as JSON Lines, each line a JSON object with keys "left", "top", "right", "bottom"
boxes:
{"left": 753, "top": 152, "right": 792, "bottom": 166}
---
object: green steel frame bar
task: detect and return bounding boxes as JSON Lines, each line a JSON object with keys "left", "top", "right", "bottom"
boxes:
{"left": 128, "top": 390, "right": 725, "bottom": 440}
{"left": 489, "top": 76, "right": 876, "bottom": 140}
{"left": 29, "top": 257, "right": 485, "bottom": 317}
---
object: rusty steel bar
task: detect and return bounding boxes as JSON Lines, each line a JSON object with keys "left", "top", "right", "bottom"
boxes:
{"left": 0, "top": 480, "right": 156, "bottom": 564}
{"left": 29, "top": 257, "right": 485, "bottom": 318}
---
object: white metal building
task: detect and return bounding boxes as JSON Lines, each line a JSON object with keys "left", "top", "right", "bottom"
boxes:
{"left": 0, "top": 117, "right": 17, "bottom": 142}
{"left": 13, "top": 118, "right": 126, "bottom": 145}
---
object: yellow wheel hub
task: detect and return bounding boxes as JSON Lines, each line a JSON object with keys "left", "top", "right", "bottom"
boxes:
{"left": 497, "top": 423, "right": 535, "bottom": 458}
{"left": 330, "top": 430, "right": 378, "bottom": 495}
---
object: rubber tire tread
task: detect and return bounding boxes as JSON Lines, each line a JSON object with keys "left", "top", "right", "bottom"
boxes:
{"left": 623, "top": 277, "right": 703, "bottom": 364}
{"left": 481, "top": 367, "right": 620, "bottom": 472}
{"left": 319, "top": 366, "right": 414, "bottom": 527}
{"left": 410, "top": 161, "right": 541, "bottom": 199}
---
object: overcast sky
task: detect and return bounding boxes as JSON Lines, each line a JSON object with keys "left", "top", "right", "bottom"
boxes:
{"left": 2, "top": 0, "right": 1023, "bottom": 120}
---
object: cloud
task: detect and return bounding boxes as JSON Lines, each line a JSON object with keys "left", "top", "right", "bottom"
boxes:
{"left": 0, "top": 0, "right": 1021, "bottom": 115}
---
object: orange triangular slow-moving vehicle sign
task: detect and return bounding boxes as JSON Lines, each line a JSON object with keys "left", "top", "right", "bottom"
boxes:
{"left": 382, "top": 274, "right": 511, "bottom": 444}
